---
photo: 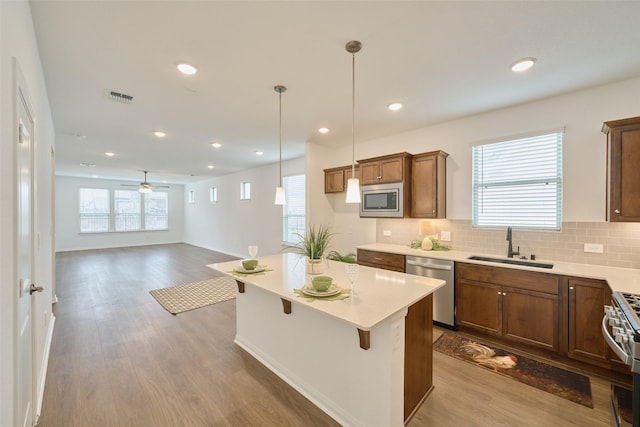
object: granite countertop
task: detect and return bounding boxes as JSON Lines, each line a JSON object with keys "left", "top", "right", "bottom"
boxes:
{"left": 357, "top": 243, "right": 640, "bottom": 294}
{"left": 208, "top": 252, "right": 445, "bottom": 330}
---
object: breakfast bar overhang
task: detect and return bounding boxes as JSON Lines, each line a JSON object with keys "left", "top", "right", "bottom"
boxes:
{"left": 210, "top": 253, "right": 445, "bottom": 427}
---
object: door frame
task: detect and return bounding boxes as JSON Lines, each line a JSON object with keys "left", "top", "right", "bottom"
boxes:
{"left": 14, "top": 57, "right": 37, "bottom": 427}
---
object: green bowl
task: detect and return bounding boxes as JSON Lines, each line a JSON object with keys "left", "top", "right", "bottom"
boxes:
{"left": 311, "top": 275, "right": 333, "bottom": 292}
{"left": 242, "top": 259, "right": 259, "bottom": 270}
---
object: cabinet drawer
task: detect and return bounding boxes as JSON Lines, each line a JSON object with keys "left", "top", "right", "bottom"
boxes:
{"left": 357, "top": 249, "right": 405, "bottom": 272}
{"left": 457, "top": 262, "right": 559, "bottom": 294}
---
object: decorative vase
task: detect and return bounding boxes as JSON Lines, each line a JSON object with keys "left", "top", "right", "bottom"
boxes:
{"left": 421, "top": 236, "right": 433, "bottom": 251}
{"left": 307, "top": 258, "right": 324, "bottom": 275}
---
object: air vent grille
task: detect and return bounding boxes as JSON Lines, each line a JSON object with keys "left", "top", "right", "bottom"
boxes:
{"left": 109, "top": 91, "right": 133, "bottom": 104}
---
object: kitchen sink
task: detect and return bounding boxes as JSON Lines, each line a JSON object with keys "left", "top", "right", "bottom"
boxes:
{"left": 468, "top": 255, "right": 554, "bottom": 269}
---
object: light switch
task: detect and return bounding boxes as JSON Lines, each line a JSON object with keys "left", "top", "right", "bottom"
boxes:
{"left": 440, "top": 231, "right": 451, "bottom": 241}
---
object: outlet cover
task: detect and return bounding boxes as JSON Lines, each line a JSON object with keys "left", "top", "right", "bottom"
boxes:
{"left": 383, "top": 230, "right": 391, "bottom": 236}
{"left": 440, "top": 231, "right": 451, "bottom": 242}
{"left": 584, "top": 243, "right": 604, "bottom": 253}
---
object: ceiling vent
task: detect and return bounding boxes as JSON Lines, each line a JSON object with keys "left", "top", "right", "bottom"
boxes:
{"left": 108, "top": 90, "right": 133, "bottom": 104}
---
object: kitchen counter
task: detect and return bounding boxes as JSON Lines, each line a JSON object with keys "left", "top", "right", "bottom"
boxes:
{"left": 208, "top": 253, "right": 445, "bottom": 427}
{"left": 358, "top": 243, "right": 640, "bottom": 293}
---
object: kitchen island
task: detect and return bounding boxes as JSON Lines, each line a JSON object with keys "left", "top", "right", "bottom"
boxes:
{"left": 209, "top": 253, "right": 445, "bottom": 427}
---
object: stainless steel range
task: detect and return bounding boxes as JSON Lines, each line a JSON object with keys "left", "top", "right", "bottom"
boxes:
{"left": 603, "top": 291, "right": 640, "bottom": 427}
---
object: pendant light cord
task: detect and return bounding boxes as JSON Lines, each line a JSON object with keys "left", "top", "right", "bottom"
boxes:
{"left": 279, "top": 89, "right": 283, "bottom": 186}
{"left": 351, "top": 51, "right": 356, "bottom": 179}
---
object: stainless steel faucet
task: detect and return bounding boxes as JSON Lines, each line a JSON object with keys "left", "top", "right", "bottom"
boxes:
{"left": 506, "top": 226, "right": 520, "bottom": 258}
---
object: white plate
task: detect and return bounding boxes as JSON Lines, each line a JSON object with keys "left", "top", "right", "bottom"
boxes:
{"left": 301, "top": 284, "right": 341, "bottom": 297}
{"left": 234, "top": 265, "right": 266, "bottom": 274}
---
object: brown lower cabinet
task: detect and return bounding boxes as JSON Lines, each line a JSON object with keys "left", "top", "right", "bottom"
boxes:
{"left": 457, "top": 262, "right": 629, "bottom": 378}
{"left": 567, "top": 277, "right": 628, "bottom": 373}
{"left": 456, "top": 262, "right": 559, "bottom": 352}
{"left": 357, "top": 248, "right": 405, "bottom": 272}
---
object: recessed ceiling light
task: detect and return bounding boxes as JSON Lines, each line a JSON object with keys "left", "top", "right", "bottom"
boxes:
{"left": 79, "top": 162, "right": 96, "bottom": 167}
{"left": 208, "top": 165, "right": 214, "bottom": 169}
{"left": 153, "top": 131, "right": 166, "bottom": 138}
{"left": 388, "top": 103, "right": 403, "bottom": 111}
{"left": 211, "top": 142, "right": 222, "bottom": 148}
{"left": 318, "top": 127, "right": 330, "bottom": 134}
{"left": 105, "top": 152, "right": 115, "bottom": 157}
{"left": 511, "top": 57, "right": 537, "bottom": 72}
{"left": 177, "top": 63, "right": 198, "bottom": 75}
{"left": 255, "top": 150, "right": 264, "bottom": 156}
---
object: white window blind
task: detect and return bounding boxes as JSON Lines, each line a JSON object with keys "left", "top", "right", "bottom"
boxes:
{"left": 114, "top": 190, "right": 141, "bottom": 231}
{"left": 472, "top": 131, "right": 563, "bottom": 230}
{"left": 79, "top": 188, "right": 110, "bottom": 232}
{"left": 79, "top": 188, "right": 169, "bottom": 233}
{"left": 240, "top": 181, "right": 251, "bottom": 200}
{"left": 144, "top": 192, "right": 169, "bottom": 230}
{"left": 283, "top": 174, "right": 305, "bottom": 243}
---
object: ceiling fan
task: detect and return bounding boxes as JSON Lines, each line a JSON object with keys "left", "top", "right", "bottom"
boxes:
{"left": 121, "top": 171, "right": 170, "bottom": 193}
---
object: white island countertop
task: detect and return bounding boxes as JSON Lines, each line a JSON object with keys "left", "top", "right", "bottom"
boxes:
{"left": 358, "top": 243, "right": 640, "bottom": 294}
{"left": 208, "top": 252, "right": 445, "bottom": 331}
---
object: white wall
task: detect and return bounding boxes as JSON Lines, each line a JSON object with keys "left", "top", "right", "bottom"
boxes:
{"left": 184, "top": 157, "right": 305, "bottom": 258}
{"left": 1, "top": 1, "right": 56, "bottom": 425}
{"left": 55, "top": 176, "right": 185, "bottom": 251}
{"left": 308, "top": 76, "right": 640, "bottom": 254}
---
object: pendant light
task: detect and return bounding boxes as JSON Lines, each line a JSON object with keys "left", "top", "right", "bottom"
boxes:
{"left": 274, "top": 85, "right": 287, "bottom": 205}
{"left": 345, "top": 40, "right": 362, "bottom": 204}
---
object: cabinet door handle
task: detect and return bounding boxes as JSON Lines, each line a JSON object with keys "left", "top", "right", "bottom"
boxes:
{"left": 614, "top": 209, "right": 621, "bottom": 214}
{"left": 374, "top": 257, "right": 383, "bottom": 261}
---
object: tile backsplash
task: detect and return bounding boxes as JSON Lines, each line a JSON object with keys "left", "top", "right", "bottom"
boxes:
{"left": 376, "top": 219, "right": 640, "bottom": 270}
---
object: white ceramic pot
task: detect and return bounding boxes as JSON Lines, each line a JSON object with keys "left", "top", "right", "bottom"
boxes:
{"left": 307, "top": 258, "right": 324, "bottom": 275}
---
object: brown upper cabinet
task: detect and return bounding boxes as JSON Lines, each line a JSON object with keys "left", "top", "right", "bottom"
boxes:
{"left": 411, "top": 150, "right": 448, "bottom": 218}
{"left": 324, "top": 165, "right": 360, "bottom": 193}
{"left": 602, "top": 116, "right": 640, "bottom": 222}
{"left": 358, "top": 152, "right": 412, "bottom": 185}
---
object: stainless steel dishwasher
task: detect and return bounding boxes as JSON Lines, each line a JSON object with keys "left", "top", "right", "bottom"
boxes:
{"left": 405, "top": 256, "right": 455, "bottom": 329}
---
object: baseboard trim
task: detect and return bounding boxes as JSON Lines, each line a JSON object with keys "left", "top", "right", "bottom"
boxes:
{"left": 35, "top": 313, "right": 55, "bottom": 421}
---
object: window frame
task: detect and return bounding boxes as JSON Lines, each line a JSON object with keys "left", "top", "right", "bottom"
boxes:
{"left": 240, "top": 181, "right": 251, "bottom": 201}
{"left": 78, "top": 187, "right": 169, "bottom": 233}
{"left": 282, "top": 173, "right": 306, "bottom": 244}
{"left": 471, "top": 129, "right": 563, "bottom": 231}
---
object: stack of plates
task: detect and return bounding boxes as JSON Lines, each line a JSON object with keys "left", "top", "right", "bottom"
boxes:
{"left": 301, "top": 284, "right": 341, "bottom": 297}
{"left": 234, "top": 265, "right": 265, "bottom": 274}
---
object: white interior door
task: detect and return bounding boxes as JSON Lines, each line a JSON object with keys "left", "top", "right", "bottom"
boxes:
{"left": 16, "top": 70, "right": 37, "bottom": 427}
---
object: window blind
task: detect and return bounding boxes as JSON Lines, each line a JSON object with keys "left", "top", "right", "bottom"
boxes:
{"left": 472, "top": 131, "right": 563, "bottom": 230}
{"left": 79, "top": 188, "right": 110, "bottom": 232}
{"left": 283, "top": 174, "right": 305, "bottom": 243}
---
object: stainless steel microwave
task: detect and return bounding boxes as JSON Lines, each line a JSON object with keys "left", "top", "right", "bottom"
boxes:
{"left": 359, "top": 182, "right": 404, "bottom": 218}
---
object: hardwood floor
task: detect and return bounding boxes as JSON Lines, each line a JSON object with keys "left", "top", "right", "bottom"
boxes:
{"left": 39, "top": 244, "right": 619, "bottom": 426}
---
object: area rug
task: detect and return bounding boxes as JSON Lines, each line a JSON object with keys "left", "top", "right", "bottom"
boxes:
{"left": 434, "top": 332, "right": 593, "bottom": 408}
{"left": 149, "top": 277, "right": 236, "bottom": 314}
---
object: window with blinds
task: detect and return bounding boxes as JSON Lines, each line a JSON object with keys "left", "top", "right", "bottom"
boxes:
{"left": 282, "top": 174, "right": 305, "bottom": 243}
{"left": 79, "top": 188, "right": 168, "bottom": 233}
{"left": 472, "top": 131, "right": 563, "bottom": 230}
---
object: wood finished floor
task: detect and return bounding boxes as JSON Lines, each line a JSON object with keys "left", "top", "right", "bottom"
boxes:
{"left": 38, "top": 243, "right": 617, "bottom": 426}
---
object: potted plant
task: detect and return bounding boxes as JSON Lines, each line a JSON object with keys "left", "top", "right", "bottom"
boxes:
{"left": 284, "top": 224, "right": 334, "bottom": 274}
{"left": 326, "top": 250, "right": 357, "bottom": 264}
